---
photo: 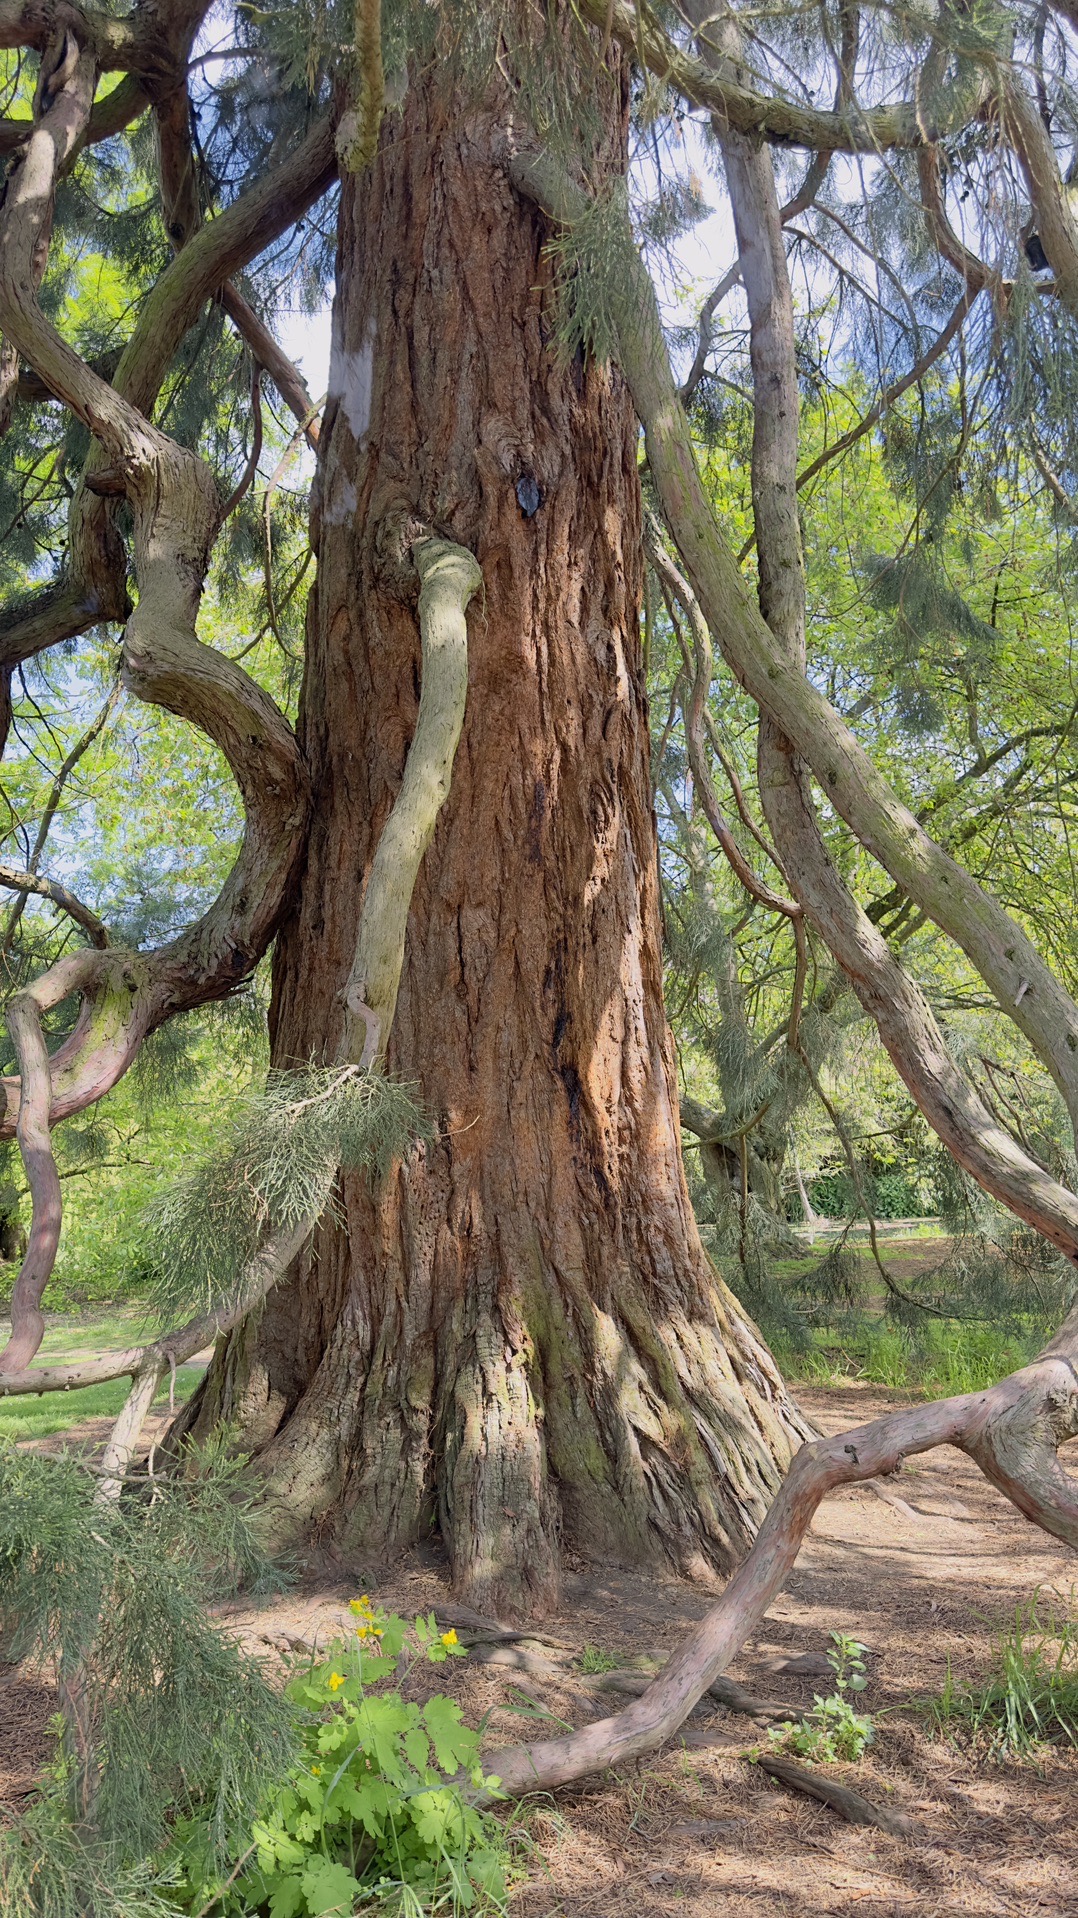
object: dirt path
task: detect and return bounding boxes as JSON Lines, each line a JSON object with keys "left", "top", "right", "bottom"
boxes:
{"left": 4, "top": 1381, "right": 1077, "bottom": 1914}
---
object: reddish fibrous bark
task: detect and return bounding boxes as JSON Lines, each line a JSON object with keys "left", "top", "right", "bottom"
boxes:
{"left": 176, "top": 48, "right": 807, "bottom": 1618}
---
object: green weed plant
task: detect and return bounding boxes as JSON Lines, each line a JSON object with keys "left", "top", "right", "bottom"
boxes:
{"left": 767, "top": 1631, "right": 874, "bottom": 1765}
{"left": 168, "top": 1600, "right": 507, "bottom": 1917}
{"left": 575, "top": 1645, "right": 619, "bottom": 1675}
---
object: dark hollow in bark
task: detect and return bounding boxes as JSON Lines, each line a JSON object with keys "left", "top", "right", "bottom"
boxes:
{"left": 180, "top": 62, "right": 805, "bottom": 1618}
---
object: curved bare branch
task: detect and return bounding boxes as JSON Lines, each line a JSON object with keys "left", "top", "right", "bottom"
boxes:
{"left": 487, "top": 1340, "right": 1078, "bottom": 1793}
{"left": 0, "top": 863, "right": 109, "bottom": 946}
{"left": 793, "top": 287, "right": 979, "bottom": 498}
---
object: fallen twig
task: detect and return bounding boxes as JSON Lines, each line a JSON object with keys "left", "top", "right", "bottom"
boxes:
{"left": 749, "top": 1751, "right": 914, "bottom": 1836}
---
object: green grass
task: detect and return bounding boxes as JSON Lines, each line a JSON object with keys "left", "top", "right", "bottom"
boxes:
{"left": 576, "top": 1645, "right": 620, "bottom": 1674}
{"left": 0, "top": 1304, "right": 201, "bottom": 1442}
{"left": 930, "top": 1597, "right": 1078, "bottom": 1757}
{"left": 31, "top": 1304, "right": 156, "bottom": 1355}
{"left": 780, "top": 1316, "right": 1041, "bottom": 1396}
{"left": 0, "top": 1367, "right": 201, "bottom": 1442}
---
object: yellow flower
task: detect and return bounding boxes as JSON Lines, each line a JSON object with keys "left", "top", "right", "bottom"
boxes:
{"left": 349, "top": 1595, "right": 374, "bottom": 1617}
{"left": 441, "top": 1629, "right": 459, "bottom": 1647}
{"left": 328, "top": 1671, "right": 345, "bottom": 1691}
{"left": 311, "top": 1765, "right": 322, "bottom": 1776}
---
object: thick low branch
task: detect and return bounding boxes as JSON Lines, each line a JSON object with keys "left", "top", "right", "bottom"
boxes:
{"left": 0, "top": 32, "right": 96, "bottom": 434}
{"left": 339, "top": 536, "right": 481, "bottom": 1067}
{"left": 0, "top": 72, "right": 150, "bottom": 163}
{"left": 0, "top": 576, "right": 115, "bottom": 669}
{"left": 486, "top": 1346, "right": 1078, "bottom": 1793}
{"left": 0, "top": 1, "right": 140, "bottom": 67}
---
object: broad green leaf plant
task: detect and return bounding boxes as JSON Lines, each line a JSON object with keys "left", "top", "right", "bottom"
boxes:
{"left": 168, "top": 1599, "right": 507, "bottom": 1918}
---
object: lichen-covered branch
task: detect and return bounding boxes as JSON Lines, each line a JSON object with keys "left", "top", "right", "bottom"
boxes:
{"left": 340, "top": 536, "right": 481, "bottom": 1067}
{"left": 337, "top": 0, "right": 385, "bottom": 173}
{"left": 574, "top": 0, "right": 988, "bottom": 152}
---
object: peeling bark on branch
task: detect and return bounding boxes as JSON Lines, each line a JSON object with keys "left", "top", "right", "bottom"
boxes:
{"left": 0, "top": 989, "right": 60, "bottom": 1374}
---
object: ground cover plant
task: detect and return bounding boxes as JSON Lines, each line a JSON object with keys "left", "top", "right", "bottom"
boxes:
{"left": 165, "top": 1602, "right": 507, "bottom": 1918}
{"left": 766, "top": 1632, "right": 874, "bottom": 1765}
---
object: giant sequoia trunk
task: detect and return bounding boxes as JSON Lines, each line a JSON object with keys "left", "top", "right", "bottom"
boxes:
{"left": 188, "top": 60, "right": 804, "bottom": 1616}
